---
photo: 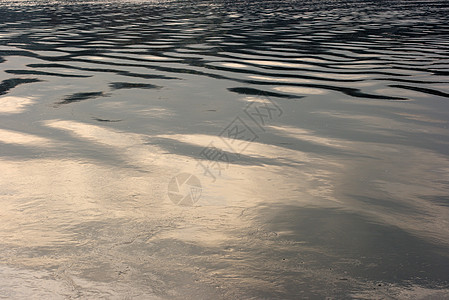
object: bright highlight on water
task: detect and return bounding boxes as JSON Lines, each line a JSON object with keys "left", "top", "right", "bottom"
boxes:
{"left": 0, "top": 0, "right": 449, "bottom": 298}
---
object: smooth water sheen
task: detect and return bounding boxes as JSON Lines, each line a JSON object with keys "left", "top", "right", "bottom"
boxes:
{"left": 1, "top": 0, "right": 449, "bottom": 298}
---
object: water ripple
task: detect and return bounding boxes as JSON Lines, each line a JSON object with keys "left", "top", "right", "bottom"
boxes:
{"left": 1, "top": 0, "right": 449, "bottom": 299}
{"left": 0, "top": 0, "right": 448, "bottom": 101}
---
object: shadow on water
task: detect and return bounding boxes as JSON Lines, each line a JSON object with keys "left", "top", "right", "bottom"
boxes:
{"left": 56, "top": 91, "right": 107, "bottom": 105}
{"left": 109, "top": 82, "right": 161, "bottom": 90}
{"left": 262, "top": 205, "right": 449, "bottom": 284}
{"left": 0, "top": 78, "right": 41, "bottom": 96}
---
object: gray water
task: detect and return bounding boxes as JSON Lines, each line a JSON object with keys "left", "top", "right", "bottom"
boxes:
{"left": 1, "top": 0, "right": 449, "bottom": 298}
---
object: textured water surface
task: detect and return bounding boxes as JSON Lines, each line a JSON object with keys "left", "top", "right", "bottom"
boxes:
{"left": 1, "top": 0, "right": 449, "bottom": 298}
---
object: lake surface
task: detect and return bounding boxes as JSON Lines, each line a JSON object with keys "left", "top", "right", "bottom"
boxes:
{"left": 1, "top": 0, "right": 449, "bottom": 298}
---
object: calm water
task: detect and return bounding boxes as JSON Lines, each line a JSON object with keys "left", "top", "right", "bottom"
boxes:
{"left": 1, "top": 0, "right": 449, "bottom": 298}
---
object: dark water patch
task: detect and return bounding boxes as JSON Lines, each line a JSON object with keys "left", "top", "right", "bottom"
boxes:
{"left": 5, "top": 69, "right": 91, "bottom": 78}
{"left": 351, "top": 195, "right": 420, "bottom": 214}
{"left": 263, "top": 205, "right": 449, "bottom": 284}
{"left": 74, "top": 57, "right": 232, "bottom": 81}
{"left": 420, "top": 196, "right": 449, "bottom": 208}
{"left": 93, "top": 118, "right": 122, "bottom": 122}
{"left": 109, "top": 82, "right": 160, "bottom": 90}
{"left": 0, "top": 49, "right": 37, "bottom": 58}
{"left": 228, "top": 87, "right": 302, "bottom": 99}
{"left": 390, "top": 84, "right": 449, "bottom": 99}
{"left": 56, "top": 91, "right": 106, "bottom": 106}
{"left": 26, "top": 63, "right": 179, "bottom": 80}
{"left": 0, "top": 78, "right": 41, "bottom": 96}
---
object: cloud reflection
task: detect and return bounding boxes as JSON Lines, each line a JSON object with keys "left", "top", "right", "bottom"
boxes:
{"left": 0, "top": 96, "right": 34, "bottom": 114}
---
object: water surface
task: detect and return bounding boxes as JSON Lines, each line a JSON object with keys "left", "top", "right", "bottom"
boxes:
{"left": 1, "top": 0, "right": 449, "bottom": 298}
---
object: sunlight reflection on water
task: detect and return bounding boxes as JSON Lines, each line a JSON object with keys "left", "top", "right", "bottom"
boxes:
{"left": 1, "top": 0, "right": 449, "bottom": 298}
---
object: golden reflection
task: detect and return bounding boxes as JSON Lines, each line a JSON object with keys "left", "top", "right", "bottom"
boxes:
{"left": 220, "top": 62, "right": 247, "bottom": 68}
{"left": 44, "top": 119, "right": 146, "bottom": 148}
{"left": 0, "top": 128, "right": 54, "bottom": 147}
{"left": 267, "top": 125, "right": 350, "bottom": 149}
{"left": 0, "top": 96, "right": 34, "bottom": 114}
{"left": 42, "top": 119, "right": 193, "bottom": 172}
{"left": 273, "top": 86, "right": 326, "bottom": 95}
{"left": 142, "top": 55, "right": 173, "bottom": 60}
{"left": 0, "top": 118, "right": 448, "bottom": 263}
{"left": 155, "top": 126, "right": 449, "bottom": 247}
{"left": 155, "top": 132, "right": 344, "bottom": 207}
{"left": 296, "top": 57, "right": 330, "bottom": 63}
